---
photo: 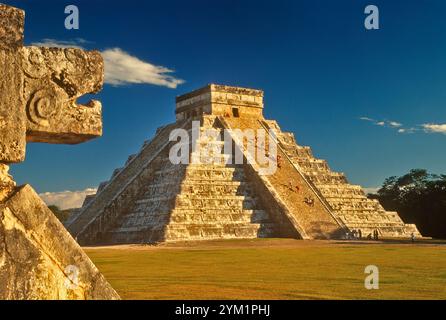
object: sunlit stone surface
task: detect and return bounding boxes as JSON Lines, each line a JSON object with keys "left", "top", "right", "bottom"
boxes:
{"left": 0, "top": 3, "right": 119, "bottom": 300}
{"left": 69, "top": 84, "right": 421, "bottom": 246}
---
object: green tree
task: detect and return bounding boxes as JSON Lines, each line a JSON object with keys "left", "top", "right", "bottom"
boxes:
{"left": 369, "top": 169, "right": 446, "bottom": 239}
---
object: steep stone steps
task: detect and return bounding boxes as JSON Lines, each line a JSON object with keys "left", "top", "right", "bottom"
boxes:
{"left": 220, "top": 116, "right": 346, "bottom": 240}
{"left": 106, "top": 212, "right": 276, "bottom": 244}
{"left": 164, "top": 222, "right": 276, "bottom": 241}
{"left": 100, "top": 117, "right": 277, "bottom": 244}
{"left": 265, "top": 120, "right": 421, "bottom": 238}
{"left": 109, "top": 209, "right": 272, "bottom": 232}
{"left": 304, "top": 172, "right": 348, "bottom": 184}
{"left": 69, "top": 121, "right": 190, "bottom": 243}
{"left": 169, "top": 210, "right": 271, "bottom": 223}
{"left": 142, "top": 182, "right": 251, "bottom": 198}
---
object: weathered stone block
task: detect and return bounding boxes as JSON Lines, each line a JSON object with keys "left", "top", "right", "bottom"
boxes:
{"left": 0, "top": 4, "right": 24, "bottom": 50}
{"left": 0, "top": 164, "right": 15, "bottom": 202}
{"left": 0, "top": 50, "right": 26, "bottom": 163}
{"left": 0, "top": 3, "right": 118, "bottom": 299}
{"left": 0, "top": 4, "right": 104, "bottom": 163}
{"left": 0, "top": 185, "right": 119, "bottom": 300}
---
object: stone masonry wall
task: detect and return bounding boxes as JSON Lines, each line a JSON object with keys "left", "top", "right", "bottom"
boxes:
{"left": 263, "top": 119, "right": 421, "bottom": 238}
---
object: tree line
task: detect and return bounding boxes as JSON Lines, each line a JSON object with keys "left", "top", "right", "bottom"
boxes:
{"left": 368, "top": 169, "right": 446, "bottom": 239}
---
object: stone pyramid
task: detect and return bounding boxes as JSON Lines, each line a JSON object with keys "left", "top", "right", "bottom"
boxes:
{"left": 68, "top": 85, "right": 421, "bottom": 245}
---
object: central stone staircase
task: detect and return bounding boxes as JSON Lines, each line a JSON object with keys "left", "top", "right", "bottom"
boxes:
{"left": 104, "top": 120, "right": 277, "bottom": 243}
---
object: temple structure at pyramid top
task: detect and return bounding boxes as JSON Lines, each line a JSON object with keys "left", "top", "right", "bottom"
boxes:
{"left": 175, "top": 84, "right": 265, "bottom": 120}
{"left": 68, "top": 84, "right": 421, "bottom": 245}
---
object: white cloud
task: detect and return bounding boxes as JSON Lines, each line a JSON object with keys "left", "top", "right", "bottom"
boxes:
{"left": 360, "top": 116, "right": 419, "bottom": 134}
{"left": 31, "top": 38, "right": 88, "bottom": 49}
{"left": 102, "top": 48, "right": 184, "bottom": 88}
{"left": 363, "top": 187, "right": 379, "bottom": 195}
{"left": 422, "top": 123, "right": 446, "bottom": 134}
{"left": 30, "top": 39, "right": 184, "bottom": 89}
{"left": 398, "top": 127, "right": 417, "bottom": 134}
{"left": 39, "top": 188, "right": 97, "bottom": 210}
{"left": 389, "top": 121, "right": 402, "bottom": 128}
{"left": 359, "top": 117, "right": 399, "bottom": 128}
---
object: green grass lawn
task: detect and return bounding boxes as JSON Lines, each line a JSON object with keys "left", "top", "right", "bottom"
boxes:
{"left": 84, "top": 239, "right": 446, "bottom": 300}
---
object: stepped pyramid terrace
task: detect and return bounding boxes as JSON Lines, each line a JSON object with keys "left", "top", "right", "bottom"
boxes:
{"left": 67, "top": 84, "right": 421, "bottom": 245}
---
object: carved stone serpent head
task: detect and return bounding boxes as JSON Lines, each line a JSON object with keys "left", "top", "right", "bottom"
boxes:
{"left": 0, "top": 3, "right": 104, "bottom": 163}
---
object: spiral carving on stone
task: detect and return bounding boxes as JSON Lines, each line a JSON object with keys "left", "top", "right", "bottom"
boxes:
{"left": 26, "top": 88, "right": 58, "bottom": 127}
{"left": 22, "top": 48, "right": 47, "bottom": 79}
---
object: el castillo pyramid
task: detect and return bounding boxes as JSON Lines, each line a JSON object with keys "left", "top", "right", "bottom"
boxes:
{"left": 68, "top": 84, "right": 421, "bottom": 245}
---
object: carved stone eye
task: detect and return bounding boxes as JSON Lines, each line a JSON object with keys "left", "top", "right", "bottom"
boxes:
{"left": 28, "top": 50, "right": 42, "bottom": 64}
{"left": 22, "top": 48, "right": 46, "bottom": 79}
{"left": 26, "top": 88, "right": 58, "bottom": 127}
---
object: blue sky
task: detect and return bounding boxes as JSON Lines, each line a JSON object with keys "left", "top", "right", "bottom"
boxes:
{"left": 5, "top": 0, "right": 446, "bottom": 196}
